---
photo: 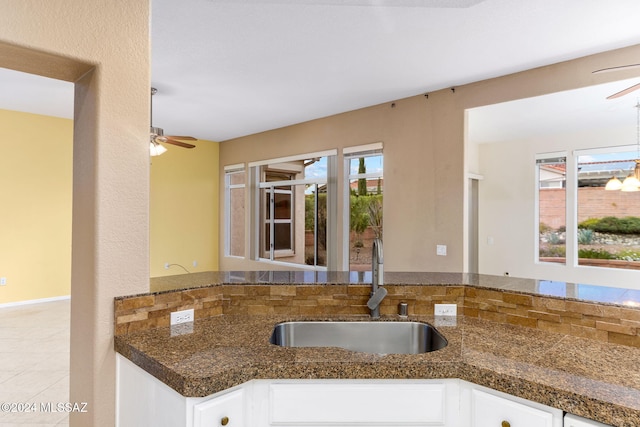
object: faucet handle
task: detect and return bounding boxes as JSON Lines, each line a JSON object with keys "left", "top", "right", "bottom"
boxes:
{"left": 367, "top": 287, "right": 388, "bottom": 310}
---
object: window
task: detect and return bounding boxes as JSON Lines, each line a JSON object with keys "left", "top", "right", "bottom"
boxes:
{"left": 576, "top": 148, "right": 640, "bottom": 269}
{"left": 536, "top": 155, "right": 566, "bottom": 264}
{"left": 225, "top": 165, "right": 245, "bottom": 257}
{"left": 251, "top": 151, "right": 335, "bottom": 268}
{"left": 536, "top": 147, "right": 640, "bottom": 272}
{"left": 262, "top": 170, "right": 295, "bottom": 258}
{"left": 344, "top": 144, "right": 383, "bottom": 271}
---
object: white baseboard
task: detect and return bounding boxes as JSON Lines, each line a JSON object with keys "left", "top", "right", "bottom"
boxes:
{"left": 0, "top": 295, "right": 70, "bottom": 309}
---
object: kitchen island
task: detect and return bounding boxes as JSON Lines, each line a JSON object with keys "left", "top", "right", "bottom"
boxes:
{"left": 114, "top": 272, "right": 640, "bottom": 426}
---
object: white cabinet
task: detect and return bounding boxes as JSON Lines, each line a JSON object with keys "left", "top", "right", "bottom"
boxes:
{"left": 117, "top": 355, "right": 247, "bottom": 427}
{"left": 461, "top": 383, "right": 562, "bottom": 427}
{"left": 117, "top": 355, "right": 605, "bottom": 427}
{"left": 193, "top": 388, "right": 245, "bottom": 427}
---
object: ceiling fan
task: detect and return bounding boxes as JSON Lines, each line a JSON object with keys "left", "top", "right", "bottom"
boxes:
{"left": 150, "top": 87, "right": 197, "bottom": 156}
{"left": 593, "top": 63, "right": 640, "bottom": 99}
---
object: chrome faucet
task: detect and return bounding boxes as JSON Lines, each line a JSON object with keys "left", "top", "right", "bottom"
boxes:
{"left": 367, "top": 238, "right": 387, "bottom": 318}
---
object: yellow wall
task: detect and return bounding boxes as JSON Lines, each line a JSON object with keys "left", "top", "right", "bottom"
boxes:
{"left": 0, "top": 108, "right": 219, "bottom": 299}
{"left": 0, "top": 109, "right": 72, "bottom": 304}
{"left": 150, "top": 140, "right": 220, "bottom": 277}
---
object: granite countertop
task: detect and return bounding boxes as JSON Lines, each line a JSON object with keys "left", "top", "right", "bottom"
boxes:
{"left": 115, "top": 313, "right": 640, "bottom": 426}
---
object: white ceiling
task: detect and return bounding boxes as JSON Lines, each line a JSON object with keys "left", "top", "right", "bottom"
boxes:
{"left": 2, "top": 0, "right": 640, "bottom": 142}
{"left": 467, "top": 77, "right": 640, "bottom": 144}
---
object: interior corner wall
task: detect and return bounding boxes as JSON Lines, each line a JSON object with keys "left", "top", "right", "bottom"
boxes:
{"left": 150, "top": 139, "right": 220, "bottom": 277}
{"left": 0, "top": 109, "right": 72, "bottom": 304}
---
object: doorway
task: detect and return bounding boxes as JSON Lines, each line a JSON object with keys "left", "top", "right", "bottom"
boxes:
{"left": 0, "top": 67, "right": 74, "bottom": 425}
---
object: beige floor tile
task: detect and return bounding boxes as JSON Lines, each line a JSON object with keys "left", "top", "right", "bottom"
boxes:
{"left": 0, "top": 300, "right": 70, "bottom": 427}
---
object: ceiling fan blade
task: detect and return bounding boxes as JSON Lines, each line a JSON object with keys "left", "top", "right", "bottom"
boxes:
{"left": 164, "top": 138, "right": 196, "bottom": 149}
{"left": 606, "top": 82, "right": 640, "bottom": 99}
{"left": 593, "top": 63, "right": 640, "bottom": 74}
{"left": 165, "top": 135, "right": 197, "bottom": 141}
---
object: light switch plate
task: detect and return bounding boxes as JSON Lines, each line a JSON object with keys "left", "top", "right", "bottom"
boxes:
{"left": 434, "top": 303, "right": 457, "bottom": 316}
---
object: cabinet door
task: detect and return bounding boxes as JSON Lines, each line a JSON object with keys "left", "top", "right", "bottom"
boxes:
{"left": 269, "top": 382, "right": 448, "bottom": 426}
{"left": 564, "top": 414, "right": 611, "bottom": 427}
{"left": 471, "top": 389, "right": 556, "bottom": 427}
{"left": 193, "top": 388, "right": 245, "bottom": 427}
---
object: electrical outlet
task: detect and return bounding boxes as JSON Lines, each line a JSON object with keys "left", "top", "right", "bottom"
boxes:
{"left": 434, "top": 303, "right": 457, "bottom": 316}
{"left": 164, "top": 263, "right": 170, "bottom": 270}
{"left": 0, "top": 277, "right": 6, "bottom": 286}
{"left": 192, "top": 260, "right": 198, "bottom": 267}
{"left": 170, "top": 308, "right": 194, "bottom": 325}
{"left": 436, "top": 245, "right": 447, "bottom": 256}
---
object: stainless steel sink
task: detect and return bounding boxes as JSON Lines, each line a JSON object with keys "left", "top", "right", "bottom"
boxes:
{"left": 270, "top": 321, "right": 447, "bottom": 355}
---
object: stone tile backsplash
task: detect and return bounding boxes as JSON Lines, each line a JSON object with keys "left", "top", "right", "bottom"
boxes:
{"left": 114, "top": 282, "right": 640, "bottom": 348}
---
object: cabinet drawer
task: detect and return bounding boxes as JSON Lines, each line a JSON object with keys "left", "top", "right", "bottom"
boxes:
{"left": 194, "top": 388, "right": 245, "bottom": 427}
{"left": 471, "top": 389, "right": 554, "bottom": 427}
{"left": 269, "top": 382, "right": 446, "bottom": 425}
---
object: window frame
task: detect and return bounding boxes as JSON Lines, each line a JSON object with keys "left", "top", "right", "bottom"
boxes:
{"left": 261, "top": 170, "right": 295, "bottom": 259}
{"left": 342, "top": 142, "right": 384, "bottom": 270}
{"left": 224, "top": 164, "right": 246, "bottom": 258}
{"left": 535, "top": 153, "right": 567, "bottom": 266}
{"left": 248, "top": 150, "right": 337, "bottom": 269}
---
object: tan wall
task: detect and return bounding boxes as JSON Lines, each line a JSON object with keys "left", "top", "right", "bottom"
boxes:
{"left": 0, "top": 1, "right": 150, "bottom": 426}
{"left": 220, "top": 44, "right": 640, "bottom": 276}
{"left": 220, "top": 94, "right": 458, "bottom": 271}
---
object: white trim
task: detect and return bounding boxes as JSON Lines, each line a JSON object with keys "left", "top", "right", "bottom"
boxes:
{"left": 574, "top": 144, "right": 638, "bottom": 156}
{"left": 248, "top": 150, "right": 337, "bottom": 168}
{"left": 343, "top": 142, "right": 383, "bottom": 155}
{"left": 348, "top": 172, "right": 383, "bottom": 180}
{"left": 467, "top": 173, "right": 484, "bottom": 180}
{"left": 256, "top": 258, "right": 328, "bottom": 271}
{"left": 258, "top": 178, "right": 327, "bottom": 188}
{"left": 535, "top": 151, "right": 567, "bottom": 160}
{"left": 224, "top": 163, "right": 245, "bottom": 172}
{"left": 0, "top": 295, "right": 70, "bottom": 309}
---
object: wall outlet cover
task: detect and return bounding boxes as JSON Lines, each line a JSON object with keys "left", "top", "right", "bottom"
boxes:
{"left": 170, "top": 308, "right": 194, "bottom": 325}
{"left": 436, "top": 245, "right": 447, "bottom": 256}
{"left": 0, "top": 277, "right": 6, "bottom": 286}
{"left": 434, "top": 303, "right": 457, "bottom": 316}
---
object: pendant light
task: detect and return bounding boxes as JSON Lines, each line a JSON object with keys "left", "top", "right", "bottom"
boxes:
{"left": 620, "top": 160, "right": 640, "bottom": 192}
{"left": 605, "top": 102, "right": 640, "bottom": 191}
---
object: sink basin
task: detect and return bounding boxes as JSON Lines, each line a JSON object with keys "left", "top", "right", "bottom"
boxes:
{"left": 270, "top": 321, "right": 447, "bottom": 355}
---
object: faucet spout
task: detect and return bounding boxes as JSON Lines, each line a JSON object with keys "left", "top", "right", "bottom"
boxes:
{"left": 367, "top": 238, "right": 386, "bottom": 318}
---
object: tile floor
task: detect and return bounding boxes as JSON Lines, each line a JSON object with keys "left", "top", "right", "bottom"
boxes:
{"left": 0, "top": 299, "right": 70, "bottom": 426}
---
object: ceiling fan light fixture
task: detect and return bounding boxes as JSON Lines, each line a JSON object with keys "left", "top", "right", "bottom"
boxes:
{"left": 150, "top": 141, "right": 167, "bottom": 156}
{"left": 149, "top": 89, "right": 197, "bottom": 152}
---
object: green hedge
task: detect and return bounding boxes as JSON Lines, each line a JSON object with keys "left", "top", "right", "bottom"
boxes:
{"left": 578, "top": 216, "right": 640, "bottom": 235}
